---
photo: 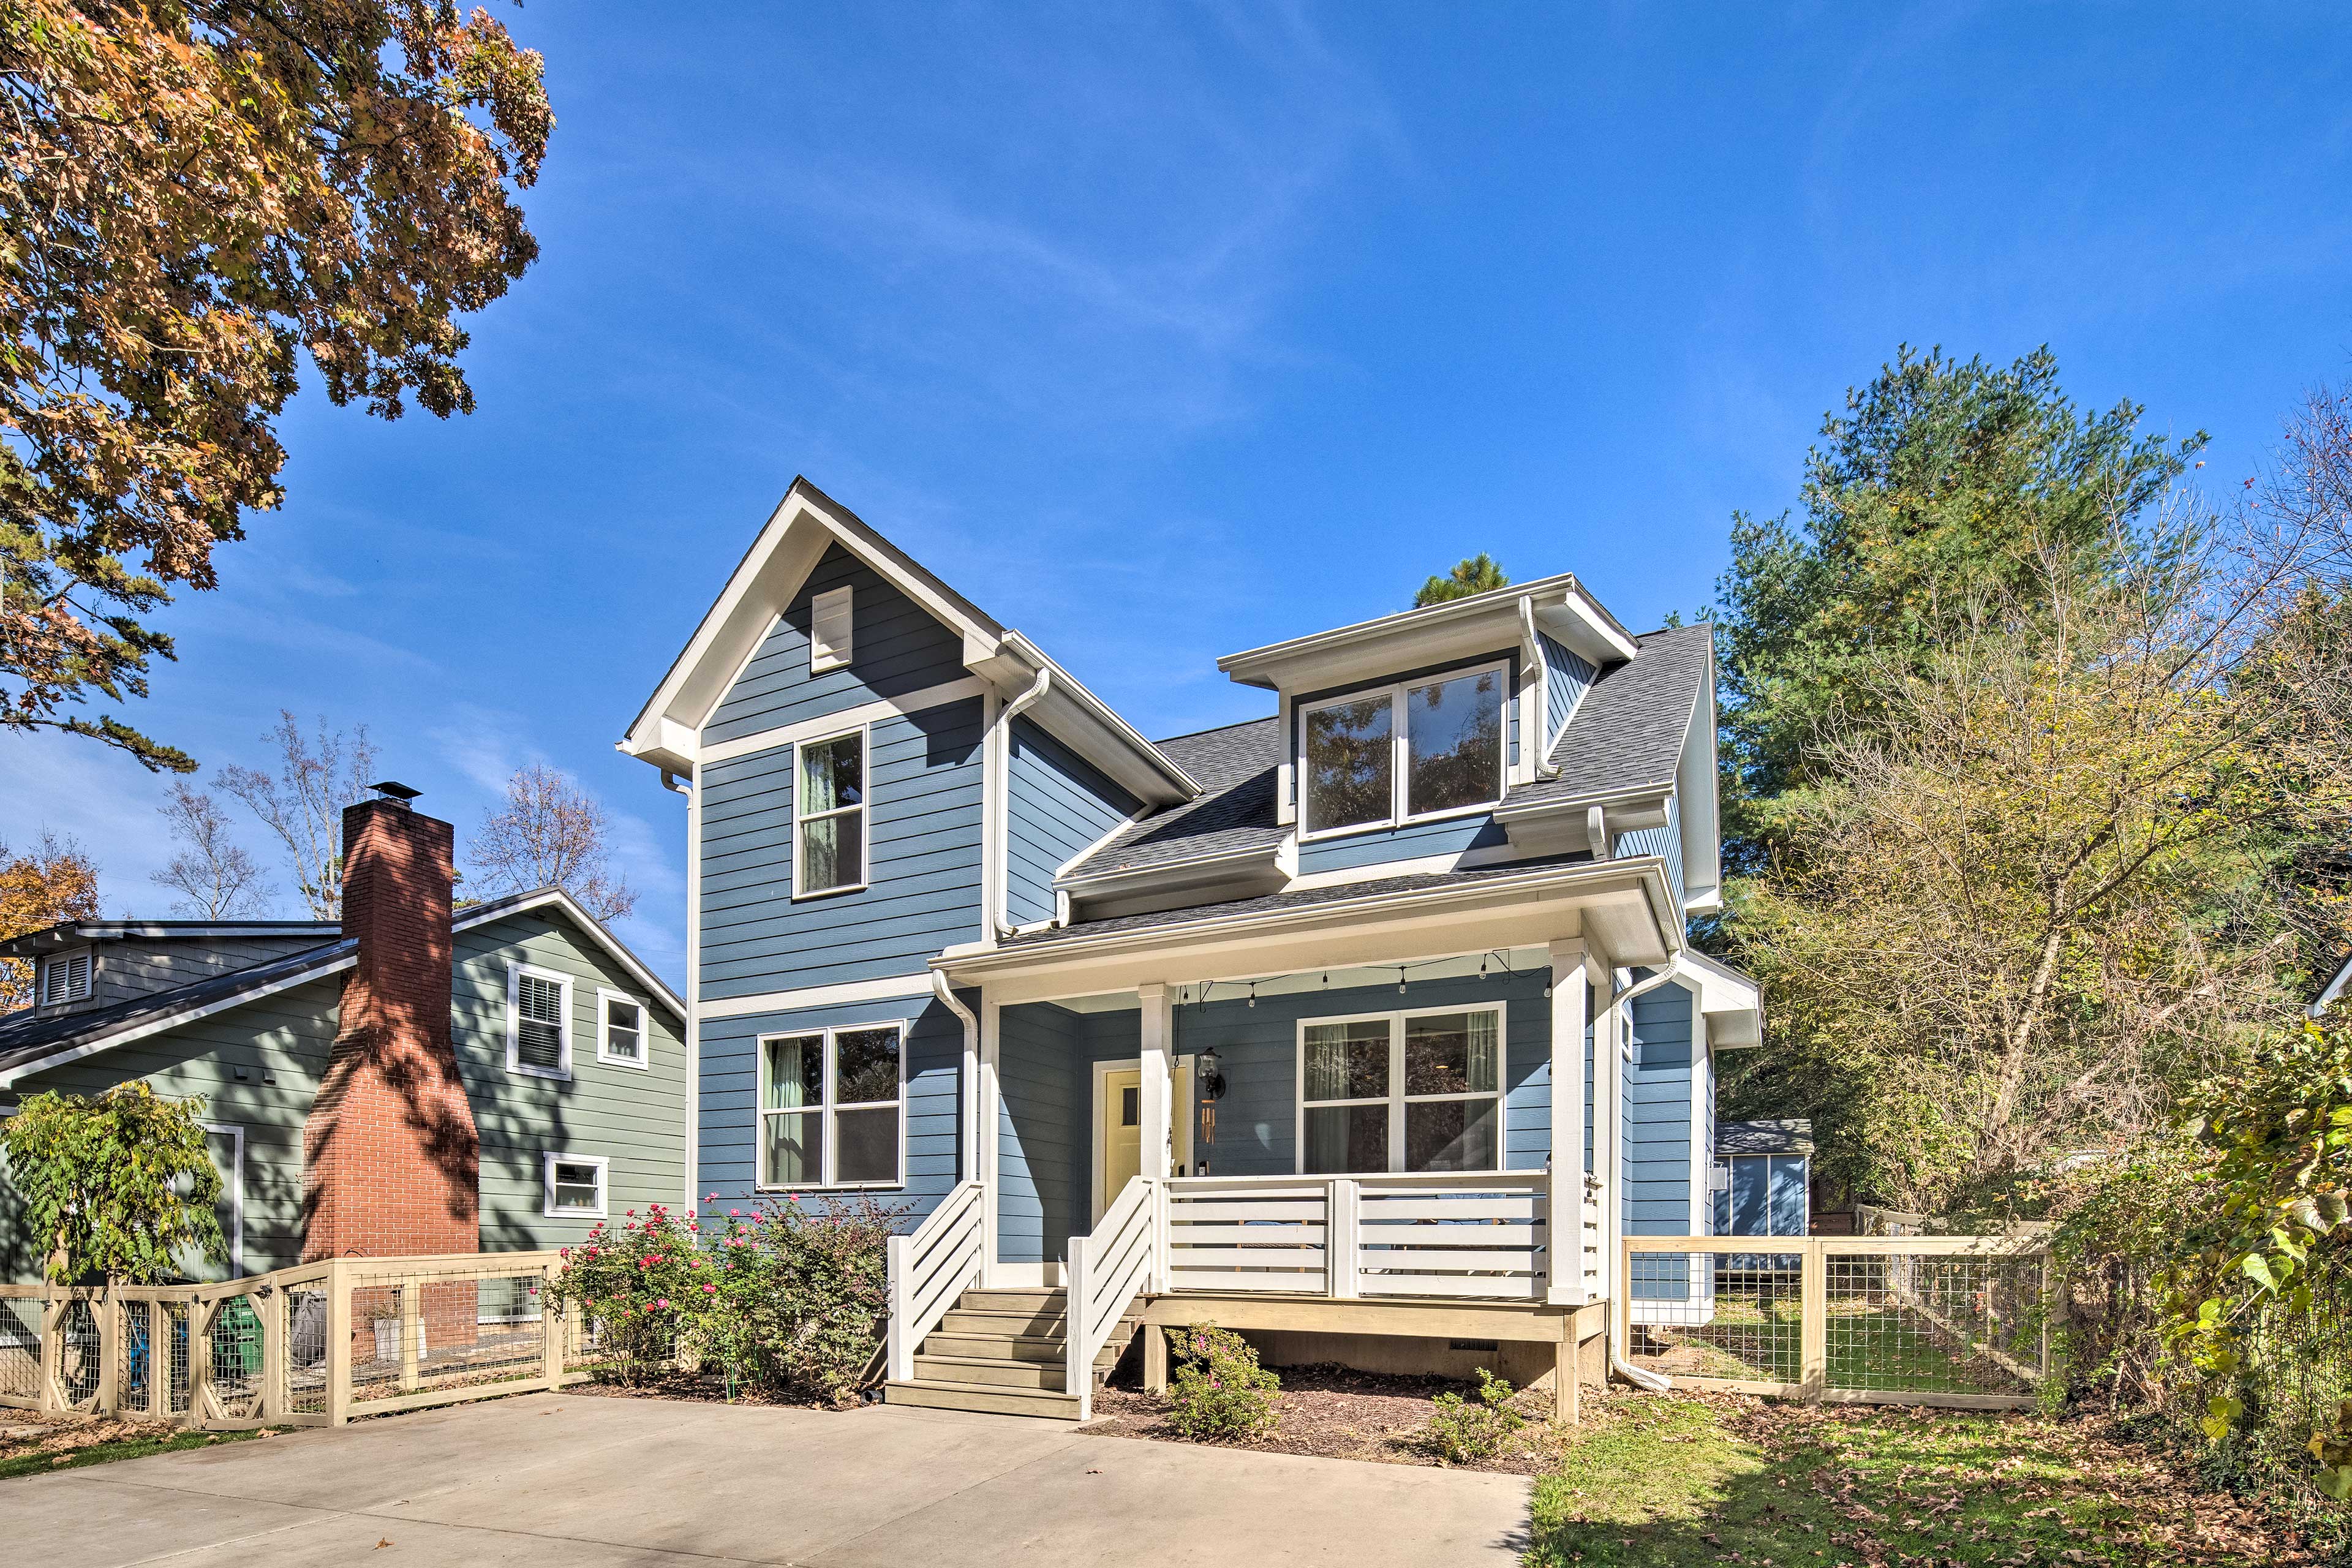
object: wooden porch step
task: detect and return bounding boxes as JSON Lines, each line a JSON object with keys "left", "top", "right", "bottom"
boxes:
{"left": 957, "top": 1287, "right": 1066, "bottom": 1312}
{"left": 911, "top": 1354, "right": 1068, "bottom": 1390}
{"left": 918, "top": 1324, "right": 1137, "bottom": 1369}
{"left": 939, "top": 1306, "right": 1065, "bottom": 1336}
{"left": 883, "top": 1378, "right": 1082, "bottom": 1420}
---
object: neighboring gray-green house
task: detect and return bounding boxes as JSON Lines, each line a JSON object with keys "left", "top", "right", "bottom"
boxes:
{"left": 0, "top": 888, "right": 685, "bottom": 1283}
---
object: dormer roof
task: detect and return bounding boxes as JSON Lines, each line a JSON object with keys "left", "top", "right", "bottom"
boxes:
{"left": 1216, "top": 573, "right": 1638, "bottom": 694}
{"left": 619, "top": 478, "right": 1197, "bottom": 805}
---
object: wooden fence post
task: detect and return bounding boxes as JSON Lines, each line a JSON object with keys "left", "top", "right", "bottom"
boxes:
{"left": 1800, "top": 1239, "right": 1828, "bottom": 1401}
{"left": 325, "top": 1259, "right": 352, "bottom": 1428}
{"left": 261, "top": 1282, "right": 285, "bottom": 1423}
{"left": 149, "top": 1299, "right": 172, "bottom": 1421}
{"left": 186, "top": 1295, "right": 214, "bottom": 1428}
{"left": 97, "top": 1284, "right": 119, "bottom": 1415}
{"left": 398, "top": 1280, "right": 421, "bottom": 1393}
{"left": 540, "top": 1265, "right": 564, "bottom": 1390}
{"left": 38, "top": 1292, "right": 65, "bottom": 1414}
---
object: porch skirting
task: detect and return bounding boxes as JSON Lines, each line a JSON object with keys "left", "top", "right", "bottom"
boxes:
{"left": 1137, "top": 1292, "right": 1608, "bottom": 1423}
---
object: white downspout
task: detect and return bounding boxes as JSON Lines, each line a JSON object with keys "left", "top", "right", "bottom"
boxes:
{"left": 932, "top": 970, "right": 980, "bottom": 1185}
{"left": 1607, "top": 956, "right": 1692, "bottom": 1392}
{"left": 992, "top": 666, "right": 1052, "bottom": 941}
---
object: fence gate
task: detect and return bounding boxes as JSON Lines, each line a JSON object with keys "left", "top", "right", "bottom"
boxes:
{"left": 1619, "top": 1235, "right": 2049, "bottom": 1409}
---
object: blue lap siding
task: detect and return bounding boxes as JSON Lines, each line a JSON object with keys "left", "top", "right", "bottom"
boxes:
{"left": 1621, "top": 977, "right": 1698, "bottom": 1295}
{"left": 695, "top": 990, "right": 966, "bottom": 1218}
{"left": 1006, "top": 717, "right": 1139, "bottom": 927}
{"left": 697, "top": 697, "right": 986, "bottom": 999}
{"left": 1296, "top": 814, "right": 1510, "bottom": 875}
{"left": 703, "top": 545, "right": 970, "bottom": 746}
{"left": 1539, "top": 633, "right": 1596, "bottom": 752}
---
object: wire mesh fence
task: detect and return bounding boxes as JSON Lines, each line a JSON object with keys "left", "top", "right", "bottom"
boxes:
{"left": 56, "top": 1296, "right": 102, "bottom": 1409}
{"left": 0, "top": 1292, "right": 42, "bottom": 1405}
{"left": 1623, "top": 1237, "right": 2049, "bottom": 1407}
{"left": 206, "top": 1293, "right": 269, "bottom": 1421}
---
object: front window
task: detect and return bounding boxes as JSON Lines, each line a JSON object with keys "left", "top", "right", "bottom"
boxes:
{"left": 543, "top": 1154, "right": 608, "bottom": 1218}
{"left": 597, "top": 990, "right": 647, "bottom": 1068}
{"left": 507, "top": 963, "right": 573, "bottom": 1079}
{"left": 1299, "top": 1006, "right": 1504, "bottom": 1174}
{"left": 758, "top": 1022, "right": 905, "bottom": 1188}
{"left": 1300, "top": 663, "right": 1505, "bottom": 835}
{"left": 796, "top": 729, "right": 867, "bottom": 895}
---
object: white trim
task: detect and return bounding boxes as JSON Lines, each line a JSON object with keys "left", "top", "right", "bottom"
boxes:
{"left": 699, "top": 973, "right": 937, "bottom": 1018}
{"left": 506, "top": 961, "right": 575, "bottom": 1080}
{"left": 1281, "top": 842, "right": 1525, "bottom": 892}
{"left": 543, "top": 1152, "right": 610, "bottom": 1219}
{"left": 1090, "top": 1055, "right": 1194, "bottom": 1223}
{"left": 1218, "top": 571, "right": 1639, "bottom": 691}
{"left": 454, "top": 889, "right": 682, "bottom": 1020}
{"left": 809, "top": 584, "right": 853, "bottom": 673}
{"left": 1292, "top": 1001, "right": 1509, "bottom": 1175}
{"left": 0, "top": 947, "right": 361, "bottom": 1090}
{"left": 696, "top": 675, "right": 990, "bottom": 766}
{"left": 38, "top": 946, "right": 93, "bottom": 1005}
{"left": 198, "top": 1121, "right": 244, "bottom": 1277}
{"left": 791, "top": 722, "right": 872, "bottom": 900}
{"left": 1297, "top": 659, "right": 1510, "bottom": 842}
{"left": 753, "top": 1019, "right": 910, "bottom": 1191}
{"left": 685, "top": 767, "right": 703, "bottom": 1210}
{"left": 595, "top": 987, "right": 652, "bottom": 1070}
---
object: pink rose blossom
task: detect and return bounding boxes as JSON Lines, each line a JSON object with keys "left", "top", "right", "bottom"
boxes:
{"left": 657, "top": 1297, "right": 669, "bottom": 1309}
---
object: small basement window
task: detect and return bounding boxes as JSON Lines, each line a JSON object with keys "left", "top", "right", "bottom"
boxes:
{"left": 543, "top": 1153, "right": 608, "bottom": 1218}
{"left": 507, "top": 963, "right": 573, "bottom": 1079}
{"left": 810, "top": 585, "right": 853, "bottom": 673}
{"left": 597, "top": 989, "right": 648, "bottom": 1069}
{"left": 38, "top": 947, "right": 92, "bottom": 1005}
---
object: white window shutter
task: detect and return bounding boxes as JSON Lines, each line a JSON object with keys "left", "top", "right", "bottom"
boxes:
{"left": 810, "top": 586, "right": 853, "bottom": 673}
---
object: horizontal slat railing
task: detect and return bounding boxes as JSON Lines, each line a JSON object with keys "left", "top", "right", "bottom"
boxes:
{"left": 1165, "top": 1178, "right": 1329, "bottom": 1294}
{"left": 1065, "top": 1175, "right": 1156, "bottom": 1419}
{"left": 886, "top": 1179, "right": 984, "bottom": 1384}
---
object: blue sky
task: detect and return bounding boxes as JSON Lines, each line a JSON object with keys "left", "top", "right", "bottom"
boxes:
{"left": 6, "top": 4, "right": 2347, "bottom": 986}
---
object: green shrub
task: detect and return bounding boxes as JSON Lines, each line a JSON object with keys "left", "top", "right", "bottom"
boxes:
{"left": 1, "top": 1082, "right": 225, "bottom": 1284}
{"left": 1164, "top": 1322, "right": 1280, "bottom": 1442}
{"left": 1420, "top": 1368, "right": 1526, "bottom": 1464}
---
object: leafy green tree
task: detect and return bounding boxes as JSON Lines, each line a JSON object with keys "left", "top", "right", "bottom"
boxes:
{"left": 1, "top": 1082, "right": 225, "bottom": 1283}
{"left": 1415, "top": 554, "right": 1509, "bottom": 608}
{"left": 1710, "top": 345, "right": 2204, "bottom": 875}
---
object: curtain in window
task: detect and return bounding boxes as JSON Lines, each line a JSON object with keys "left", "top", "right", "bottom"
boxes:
{"left": 1465, "top": 1009, "right": 1498, "bottom": 1095}
{"left": 1303, "top": 1025, "right": 1349, "bottom": 1101}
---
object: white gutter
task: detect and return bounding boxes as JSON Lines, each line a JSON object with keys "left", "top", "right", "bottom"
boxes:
{"left": 992, "top": 666, "right": 1053, "bottom": 940}
{"left": 1518, "top": 596, "right": 1558, "bottom": 780}
{"left": 932, "top": 970, "right": 982, "bottom": 1184}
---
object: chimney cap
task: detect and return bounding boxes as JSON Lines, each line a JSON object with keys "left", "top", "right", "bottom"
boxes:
{"left": 368, "top": 780, "right": 423, "bottom": 805}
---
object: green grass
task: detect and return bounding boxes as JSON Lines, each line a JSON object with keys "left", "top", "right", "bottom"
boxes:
{"left": 1526, "top": 1394, "right": 2269, "bottom": 1567}
{"left": 1642, "top": 1297, "right": 2030, "bottom": 1395}
{"left": 0, "top": 1427, "right": 262, "bottom": 1481}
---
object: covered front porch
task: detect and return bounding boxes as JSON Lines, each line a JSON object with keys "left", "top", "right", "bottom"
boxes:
{"left": 883, "top": 858, "right": 1758, "bottom": 1419}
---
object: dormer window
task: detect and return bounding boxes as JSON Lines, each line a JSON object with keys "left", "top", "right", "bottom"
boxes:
{"left": 38, "top": 946, "right": 92, "bottom": 1005}
{"left": 1300, "top": 663, "right": 1506, "bottom": 837}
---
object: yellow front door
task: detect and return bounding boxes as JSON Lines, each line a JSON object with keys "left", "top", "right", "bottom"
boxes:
{"left": 1097, "top": 1061, "right": 1190, "bottom": 1223}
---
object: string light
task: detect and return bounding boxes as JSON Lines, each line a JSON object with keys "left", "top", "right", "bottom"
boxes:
{"left": 1247, "top": 982, "right": 1256, "bottom": 1009}
{"left": 1398, "top": 967, "right": 1408, "bottom": 996}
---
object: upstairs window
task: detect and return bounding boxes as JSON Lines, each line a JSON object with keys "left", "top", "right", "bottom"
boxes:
{"left": 597, "top": 989, "right": 648, "bottom": 1069}
{"left": 507, "top": 963, "right": 573, "bottom": 1079}
{"left": 810, "top": 585, "right": 853, "bottom": 673}
{"left": 1300, "top": 663, "right": 1506, "bottom": 836}
{"left": 1298, "top": 1005, "right": 1504, "bottom": 1175}
{"left": 37, "top": 947, "right": 92, "bottom": 1005}
{"left": 796, "top": 728, "right": 867, "bottom": 896}
{"left": 758, "top": 1023, "right": 905, "bottom": 1189}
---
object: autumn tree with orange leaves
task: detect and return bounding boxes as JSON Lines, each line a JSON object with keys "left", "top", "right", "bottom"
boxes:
{"left": 0, "top": 831, "right": 98, "bottom": 1011}
{"left": 0, "top": 2, "right": 552, "bottom": 771}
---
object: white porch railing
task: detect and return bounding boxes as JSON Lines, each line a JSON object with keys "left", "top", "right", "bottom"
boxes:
{"left": 1064, "top": 1175, "right": 1158, "bottom": 1420}
{"left": 1159, "top": 1169, "right": 1564, "bottom": 1302}
{"left": 884, "top": 1179, "right": 985, "bottom": 1384}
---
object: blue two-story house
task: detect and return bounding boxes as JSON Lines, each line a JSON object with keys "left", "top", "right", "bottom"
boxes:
{"left": 622, "top": 479, "right": 1760, "bottom": 1419}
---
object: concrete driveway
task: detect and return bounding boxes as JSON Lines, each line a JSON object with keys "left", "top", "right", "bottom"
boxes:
{"left": 2, "top": 1392, "right": 1534, "bottom": 1566}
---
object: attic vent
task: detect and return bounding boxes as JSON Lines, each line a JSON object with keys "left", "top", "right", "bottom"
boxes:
{"left": 810, "top": 586, "right": 853, "bottom": 673}
{"left": 40, "top": 948, "right": 91, "bottom": 1005}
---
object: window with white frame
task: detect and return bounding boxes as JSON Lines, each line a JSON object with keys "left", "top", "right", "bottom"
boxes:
{"left": 597, "top": 989, "right": 648, "bottom": 1069}
{"left": 38, "top": 947, "right": 92, "bottom": 1005}
{"left": 757, "top": 1023, "right": 905, "bottom": 1188}
{"left": 794, "top": 728, "right": 867, "bottom": 895}
{"left": 543, "top": 1153, "right": 609, "bottom": 1218}
{"left": 1298, "top": 1005, "right": 1504, "bottom": 1174}
{"left": 507, "top": 963, "right": 573, "bottom": 1078}
{"left": 810, "top": 585, "right": 853, "bottom": 673}
{"left": 1299, "top": 663, "right": 1506, "bottom": 836}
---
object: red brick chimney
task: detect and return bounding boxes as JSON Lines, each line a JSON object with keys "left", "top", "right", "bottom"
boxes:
{"left": 303, "top": 796, "right": 480, "bottom": 1261}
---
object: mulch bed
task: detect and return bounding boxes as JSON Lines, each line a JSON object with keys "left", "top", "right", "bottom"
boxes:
{"left": 1080, "top": 1363, "right": 1564, "bottom": 1474}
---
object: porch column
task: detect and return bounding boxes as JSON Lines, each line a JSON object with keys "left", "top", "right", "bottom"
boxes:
{"left": 979, "top": 993, "right": 1003, "bottom": 1285}
{"left": 1546, "top": 938, "right": 1593, "bottom": 1305}
{"left": 1137, "top": 982, "right": 1173, "bottom": 1183}
{"left": 1593, "top": 943, "right": 1625, "bottom": 1343}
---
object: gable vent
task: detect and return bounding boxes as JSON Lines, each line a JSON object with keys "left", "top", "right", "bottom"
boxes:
{"left": 810, "top": 586, "right": 853, "bottom": 674}
{"left": 41, "top": 949, "right": 91, "bottom": 1005}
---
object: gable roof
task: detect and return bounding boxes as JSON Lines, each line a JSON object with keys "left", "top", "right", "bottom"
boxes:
{"left": 622, "top": 477, "right": 1196, "bottom": 804}
{"left": 0, "top": 886, "right": 681, "bottom": 1090}
{"left": 1521, "top": 622, "right": 1713, "bottom": 807}
{"left": 1062, "top": 717, "right": 1284, "bottom": 881}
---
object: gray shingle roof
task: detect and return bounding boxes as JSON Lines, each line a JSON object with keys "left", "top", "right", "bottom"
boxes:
{"left": 0, "top": 939, "right": 356, "bottom": 1079}
{"left": 1513, "top": 622, "right": 1711, "bottom": 808}
{"left": 1061, "top": 716, "right": 1283, "bottom": 879}
{"left": 1012, "top": 854, "right": 1593, "bottom": 945}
